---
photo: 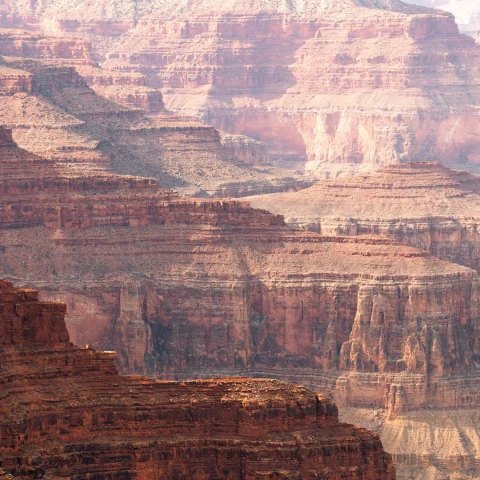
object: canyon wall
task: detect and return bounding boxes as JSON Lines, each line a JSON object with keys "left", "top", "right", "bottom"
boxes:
{"left": 0, "top": 43, "right": 305, "bottom": 196}
{"left": 0, "top": 279, "right": 396, "bottom": 479}
{"left": 0, "top": 128, "right": 477, "bottom": 417}
{"left": 0, "top": 129, "right": 476, "bottom": 478}
{"left": 2, "top": 1, "right": 480, "bottom": 177}
{"left": 94, "top": 1, "right": 480, "bottom": 177}
{"left": 249, "top": 162, "right": 480, "bottom": 272}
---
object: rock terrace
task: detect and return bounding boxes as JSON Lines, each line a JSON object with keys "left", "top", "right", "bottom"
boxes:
{"left": 249, "top": 162, "right": 480, "bottom": 271}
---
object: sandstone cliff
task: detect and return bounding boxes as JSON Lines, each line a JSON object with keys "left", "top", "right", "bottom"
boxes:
{"left": 0, "top": 279, "right": 396, "bottom": 479}
{"left": 403, "top": 0, "right": 479, "bottom": 31}
{"left": 248, "top": 162, "right": 480, "bottom": 272}
{"left": 0, "top": 127, "right": 475, "bottom": 478}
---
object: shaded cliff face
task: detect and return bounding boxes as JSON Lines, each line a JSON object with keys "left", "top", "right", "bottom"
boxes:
{"left": 0, "top": 279, "right": 396, "bottom": 479}
{"left": 0, "top": 26, "right": 308, "bottom": 198}
{"left": 248, "top": 162, "right": 480, "bottom": 272}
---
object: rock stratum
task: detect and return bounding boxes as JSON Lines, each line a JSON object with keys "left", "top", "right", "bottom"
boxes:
{"left": 4, "top": 0, "right": 476, "bottom": 177}
{"left": 0, "top": 158, "right": 469, "bottom": 476}
{"left": 249, "top": 162, "right": 480, "bottom": 272}
{"left": 0, "top": 1, "right": 479, "bottom": 477}
{"left": 403, "top": 0, "right": 480, "bottom": 31}
{"left": 1, "top": 0, "right": 480, "bottom": 177}
{"left": 0, "top": 126, "right": 478, "bottom": 477}
{"left": 249, "top": 161, "right": 480, "bottom": 478}
{"left": 0, "top": 28, "right": 306, "bottom": 197}
{"left": 0, "top": 278, "right": 396, "bottom": 479}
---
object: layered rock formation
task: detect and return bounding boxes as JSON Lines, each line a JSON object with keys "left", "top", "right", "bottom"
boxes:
{"left": 1, "top": 130, "right": 477, "bottom": 477}
{"left": 88, "top": 0, "right": 480, "bottom": 177}
{"left": 249, "top": 162, "right": 480, "bottom": 272}
{"left": 341, "top": 405, "right": 480, "bottom": 479}
{"left": 2, "top": 0, "right": 480, "bottom": 176}
{"left": 0, "top": 279, "right": 396, "bottom": 479}
{"left": 403, "top": 0, "right": 480, "bottom": 32}
{"left": 0, "top": 127, "right": 477, "bottom": 419}
{"left": 0, "top": 45, "right": 305, "bottom": 196}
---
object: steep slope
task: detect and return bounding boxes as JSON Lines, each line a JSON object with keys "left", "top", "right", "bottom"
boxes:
{"left": 0, "top": 126, "right": 476, "bottom": 406}
{"left": 249, "top": 162, "right": 480, "bottom": 271}
{"left": 0, "top": 279, "right": 396, "bottom": 479}
{"left": 0, "top": 45, "right": 305, "bottom": 196}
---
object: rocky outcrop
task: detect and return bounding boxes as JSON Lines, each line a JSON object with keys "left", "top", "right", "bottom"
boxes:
{"left": 403, "top": 0, "right": 480, "bottom": 32}
{"left": 221, "top": 133, "right": 270, "bottom": 166}
{"left": 76, "top": 65, "right": 167, "bottom": 113}
{"left": 0, "top": 28, "right": 94, "bottom": 65}
{"left": 249, "top": 162, "right": 480, "bottom": 272}
{"left": 0, "top": 279, "right": 396, "bottom": 479}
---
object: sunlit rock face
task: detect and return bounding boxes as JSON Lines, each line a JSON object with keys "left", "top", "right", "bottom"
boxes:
{"left": 248, "top": 162, "right": 480, "bottom": 272}
{"left": 0, "top": 130, "right": 472, "bottom": 480}
{"left": 0, "top": 127, "right": 478, "bottom": 422}
{"left": 0, "top": 279, "right": 397, "bottom": 480}
{"left": 2, "top": 0, "right": 480, "bottom": 177}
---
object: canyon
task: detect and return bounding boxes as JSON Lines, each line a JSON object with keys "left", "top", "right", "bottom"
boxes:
{"left": 0, "top": 126, "right": 478, "bottom": 477}
{"left": 1, "top": 1, "right": 480, "bottom": 178}
{"left": 0, "top": 279, "right": 396, "bottom": 479}
{"left": 0, "top": 0, "right": 479, "bottom": 478}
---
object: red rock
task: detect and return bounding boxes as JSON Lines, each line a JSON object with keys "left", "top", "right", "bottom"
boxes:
{"left": 0, "top": 128, "right": 476, "bottom": 423}
{"left": 5, "top": 1, "right": 480, "bottom": 177}
{"left": 0, "top": 132, "right": 475, "bottom": 478}
{"left": 0, "top": 279, "right": 396, "bottom": 480}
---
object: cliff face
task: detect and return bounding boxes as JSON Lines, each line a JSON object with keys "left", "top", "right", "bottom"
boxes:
{"left": 0, "top": 28, "right": 94, "bottom": 64}
{"left": 403, "top": 0, "right": 479, "bottom": 31}
{"left": 0, "top": 128, "right": 475, "bottom": 478}
{"left": 246, "top": 161, "right": 480, "bottom": 478}
{"left": 248, "top": 162, "right": 480, "bottom": 272}
{"left": 88, "top": 0, "right": 480, "bottom": 177}
{"left": 0, "top": 279, "right": 396, "bottom": 480}
{"left": 2, "top": 1, "right": 479, "bottom": 177}
{"left": 0, "top": 128, "right": 478, "bottom": 419}
{"left": 0, "top": 43, "right": 305, "bottom": 196}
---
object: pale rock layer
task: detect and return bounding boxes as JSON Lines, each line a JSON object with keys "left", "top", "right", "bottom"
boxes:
{"left": 248, "top": 162, "right": 480, "bottom": 272}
